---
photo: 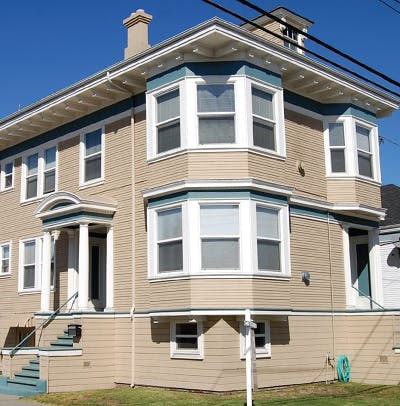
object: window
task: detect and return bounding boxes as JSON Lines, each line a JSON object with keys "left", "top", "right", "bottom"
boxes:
{"left": 148, "top": 196, "right": 290, "bottom": 279}
{"left": 328, "top": 122, "right": 346, "bottom": 173}
{"left": 282, "top": 26, "right": 298, "bottom": 50}
{"left": 252, "top": 87, "right": 276, "bottom": 151}
{"left": 22, "top": 240, "right": 37, "bottom": 290}
{"left": 200, "top": 204, "right": 240, "bottom": 270}
{"left": 0, "top": 243, "right": 10, "bottom": 275}
{"left": 240, "top": 320, "right": 271, "bottom": 358}
{"left": 1, "top": 161, "right": 13, "bottom": 190}
{"left": 25, "top": 153, "right": 39, "bottom": 200}
{"left": 156, "top": 89, "right": 180, "bottom": 154}
{"left": 256, "top": 206, "right": 280, "bottom": 272}
{"left": 197, "top": 84, "right": 235, "bottom": 144}
{"left": 83, "top": 129, "right": 103, "bottom": 183}
{"left": 356, "top": 125, "right": 373, "bottom": 178}
{"left": 22, "top": 145, "right": 58, "bottom": 201}
{"left": 147, "top": 74, "right": 285, "bottom": 160}
{"left": 157, "top": 207, "right": 183, "bottom": 273}
{"left": 170, "top": 321, "right": 204, "bottom": 359}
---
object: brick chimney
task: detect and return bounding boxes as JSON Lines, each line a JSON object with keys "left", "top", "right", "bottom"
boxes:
{"left": 123, "top": 9, "right": 153, "bottom": 59}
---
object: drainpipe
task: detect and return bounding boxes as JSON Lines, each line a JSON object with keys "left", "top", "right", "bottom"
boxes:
{"left": 244, "top": 309, "right": 253, "bottom": 406}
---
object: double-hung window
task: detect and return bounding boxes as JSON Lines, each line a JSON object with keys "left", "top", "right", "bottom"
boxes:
{"left": 2, "top": 162, "right": 13, "bottom": 190}
{"left": 170, "top": 321, "right": 204, "bottom": 359}
{"left": 197, "top": 84, "right": 235, "bottom": 144}
{"left": 200, "top": 204, "right": 240, "bottom": 270}
{"left": 83, "top": 129, "right": 103, "bottom": 183}
{"left": 22, "top": 240, "right": 37, "bottom": 290}
{"left": 156, "top": 89, "right": 180, "bottom": 154}
{"left": 157, "top": 207, "right": 183, "bottom": 273}
{"left": 328, "top": 122, "right": 346, "bottom": 173}
{"left": 252, "top": 87, "right": 276, "bottom": 151}
{"left": 0, "top": 243, "right": 10, "bottom": 275}
{"left": 43, "top": 147, "right": 56, "bottom": 194}
{"left": 25, "top": 153, "right": 39, "bottom": 200}
{"left": 256, "top": 206, "right": 281, "bottom": 272}
{"left": 282, "top": 26, "right": 299, "bottom": 51}
{"left": 241, "top": 320, "right": 271, "bottom": 358}
{"left": 356, "top": 125, "right": 373, "bottom": 178}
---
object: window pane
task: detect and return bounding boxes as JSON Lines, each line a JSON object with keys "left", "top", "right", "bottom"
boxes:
{"left": 5, "top": 162, "right": 13, "bottom": 175}
{"left": 24, "top": 242, "right": 36, "bottom": 264}
{"left": 356, "top": 125, "right": 371, "bottom": 152}
{"left": 331, "top": 149, "right": 346, "bottom": 173}
{"left": 2, "top": 245, "right": 9, "bottom": 260}
{"left": 85, "top": 129, "right": 102, "bottom": 156}
{"left": 255, "top": 322, "right": 265, "bottom": 335}
{"left": 2, "top": 259, "right": 9, "bottom": 274}
{"left": 157, "top": 89, "right": 179, "bottom": 123}
{"left": 329, "top": 123, "right": 345, "bottom": 146}
{"left": 176, "top": 323, "right": 197, "bottom": 336}
{"left": 255, "top": 336, "right": 266, "bottom": 348}
{"left": 197, "top": 84, "right": 234, "bottom": 112}
{"left": 158, "top": 241, "right": 183, "bottom": 272}
{"left": 257, "top": 240, "right": 280, "bottom": 271}
{"left": 199, "top": 117, "right": 235, "bottom": 144}
{"left": 44, "top": 171, "right": 56, "bottom": 193}
{"left": 27, "top": 154, "right": 38, "bottom": 176}
{"left": 45, "top": 147, "right": 56, "bottom": 170}
{"left": 23, "top": 265, "right": 35, "bottom": 289}
{"left": 158, "top": 208, "right": 182, "bottom": 240}
{"left": 26, "top": 177, "right": 38, "bottom": 199}
{"left": 157, "top": 121, "right": 180, "bottom": 153}
{"left": 85, "top": 155, "right": 101, "bottom": 181}
{"left": 200, "top": 205, "right": 239, "bottom": 236}
{"left": 257, "top": 207, "right": 279, "bottom": 239}
{"left": 253, "top": 119, "right": 275, "bottom": 150}
{"left": 358, "top": 153, "right": 372, "bottom": 178}
{"left": 201, "top": 238, "right": 239, "bottom": 269}
{"left": 176, "top": 337, "right": 198, "bottom": 350}
{"left": 252, "top": 88, "right": 273, "bottom": 120}
{"left": 5, "top": 174, "right": 12, "bottom": 188}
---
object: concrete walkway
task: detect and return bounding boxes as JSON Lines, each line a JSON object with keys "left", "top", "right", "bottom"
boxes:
{"left": 0, "top": 394, "right": 42, "bottom": 405}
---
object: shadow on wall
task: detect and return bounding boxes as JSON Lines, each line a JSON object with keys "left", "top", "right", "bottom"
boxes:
{"left": 3, "top": 327, "right": 35, "bottom": 348}
{"left": 387, "top": 247, "right": 400, "bottom": 268}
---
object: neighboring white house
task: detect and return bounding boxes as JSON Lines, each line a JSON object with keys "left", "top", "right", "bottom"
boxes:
{"left": 381, "top": 184, "right": 400, "bottom": 308}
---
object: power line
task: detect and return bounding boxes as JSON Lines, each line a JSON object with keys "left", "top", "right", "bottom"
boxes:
{"left": 235, "top": 0, "right": 400, "bottom": 89}
{"left": 377, "top": 0, "right": 400, "bottom": 15}
{"left": 201, "top": 0, "right": 400, "bottom": 98}
{"left": 380, "top": 135, "right": 400, "bottom": 148}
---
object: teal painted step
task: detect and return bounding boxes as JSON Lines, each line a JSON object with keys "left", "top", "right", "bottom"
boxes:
{"left": 57, "top": 335, "right": 74, "bottom": 342}
{"left": 22, "top": 365, "right": 40, "bottom": 373}
{"left": 8, "top": 377, "right": 39, "bottom": 386}
{"left": 15, "top": 369, "right": 40, "bottom": 379}
{"left": 50, "top": 339, "right": 73, "bottom": 347}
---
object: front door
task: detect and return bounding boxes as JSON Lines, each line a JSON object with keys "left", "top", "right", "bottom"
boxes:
{"left": 350, "top": 235, "right": 372, "bottom": 308}
{"left": 89, "top": 237, "right": 106, "bottom": 310}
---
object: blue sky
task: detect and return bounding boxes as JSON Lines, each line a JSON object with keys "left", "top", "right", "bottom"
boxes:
{"left": 0, "top": 0, "right": 399, "bottom": 185}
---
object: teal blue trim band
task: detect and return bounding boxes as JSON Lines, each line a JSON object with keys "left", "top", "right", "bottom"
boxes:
{"left": 0, "top": 95, "right": 144, "bottom": 161}
{"left": 290, "top": 205, "right": 379, "bottom": 227}
{"left": 284, "top": 90, "right": 377, "bottom": 123}
{"left": 146, "top": 61, "right": 282, "bottom": 91}
{"left": 147, "top": 189, "right": 288, "bottom": 207}
{"left": 42, "top": 211, "right": 113, "bottom": 226}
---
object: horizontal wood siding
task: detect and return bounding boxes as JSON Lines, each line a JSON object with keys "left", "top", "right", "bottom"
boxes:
{"left": 250, "top": 21, "right": 283, "bottom": 46}
{"left": 114, "top": 318, "right": 132, "bottom": 384}
{"left": 289, "top": 216, "right": 346, "bottom": 310}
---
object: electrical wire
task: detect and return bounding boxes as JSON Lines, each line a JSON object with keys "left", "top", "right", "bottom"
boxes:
{"left": 377, "top": 0, "right": 400, "bottom": 16}
{"left": 201, "top": 0, "right": 400, "bottom": 97}
{"left": 235, "top": 0, "right": 400, "bottom": 89}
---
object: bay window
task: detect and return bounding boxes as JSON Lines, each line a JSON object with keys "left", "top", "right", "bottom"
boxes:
{"left": 356, "top": 125, "right": 373, "bottom": 178}
{"left": 148, "top": 196, "right": 290, "bottom": 279}
{"left": 328, "top": 122, "right": 346, "bottom": 173}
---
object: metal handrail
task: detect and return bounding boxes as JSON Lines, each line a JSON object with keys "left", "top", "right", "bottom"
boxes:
{"left": 9, "top": 291, "right": 78, "bottom": 356}
{"left": 352, "top": 286, "right": 385, "bottom": 310}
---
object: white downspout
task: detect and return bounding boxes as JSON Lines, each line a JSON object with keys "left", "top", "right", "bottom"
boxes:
{"left": 245, "top": 308, "right": 253, "bottom": 406}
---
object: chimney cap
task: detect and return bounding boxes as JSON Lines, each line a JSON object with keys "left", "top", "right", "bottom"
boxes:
{"left": 123, "top": 9, "right": 152, "bottom": 29}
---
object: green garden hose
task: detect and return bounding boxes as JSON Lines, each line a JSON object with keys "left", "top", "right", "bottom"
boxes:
{"left": 337, "top": 354, "right": 351, "bottom": 382}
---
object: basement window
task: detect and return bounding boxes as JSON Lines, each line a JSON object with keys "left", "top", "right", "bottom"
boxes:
{"left": 170, "top": 321, "right": 204, "bottom": 359}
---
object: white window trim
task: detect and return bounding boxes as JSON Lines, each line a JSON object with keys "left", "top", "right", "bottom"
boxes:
{"left": 147, "top": 75, "right": 286, "bottom": 161}
{"left": 79, "top": 126, "right": 105, "bottom": 187}
{"left": 1, "top": 160, "right": 14, "bottom": 191}
{"left": 240, "top": 319, "right": 271, "bottom": 359}
{"left": 20, "top": 143, "right": 58, "bottom": 203}
{"left": 323, "top": 116, "right": 380, "bottom": 183}
{"left": 148, "top": 197, "right": 291, "bottom": 280}
{"left": 18, "top": 237, "right": 42, "bottom": 294}
{"left": 170, "top": 320, "right": 204, "bottom": 360}
{"left": 0, "top": 242, "right": 11, "bottom": 277}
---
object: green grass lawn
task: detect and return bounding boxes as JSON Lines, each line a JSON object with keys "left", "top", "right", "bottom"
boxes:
{"left": 32, "top": 382, "right": 400, "bottom": 406}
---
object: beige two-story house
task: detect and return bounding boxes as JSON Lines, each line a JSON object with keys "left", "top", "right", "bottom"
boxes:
{"left": 0, "top": 6, "right": 398, "bottom": 395}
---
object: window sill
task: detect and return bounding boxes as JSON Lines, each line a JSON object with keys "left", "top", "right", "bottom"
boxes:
{"left": 18, "top": 289, "right": 41, "bottom": 295}
{"left": 148, "top": 147, "right": 286, "bottom": 164}
{"left": 148, "top": 273, "right": 290, "bottom": 282}
{"left": 1, "top": 188, "right": 14, "bottom": 194}
{"left": 0, "top": 273, "right": 11, "bottom": 279}
{"left": 241, "top": 353, "right": 271, "bottom": 360}
{"left": 79, "top": 179, "right": 104, "bottom": 190}
{"left": 20, "top": 196, "right": 44, "bottom": 206}
{"left": 171, "top": 353, "right": 204, "bottom": 360}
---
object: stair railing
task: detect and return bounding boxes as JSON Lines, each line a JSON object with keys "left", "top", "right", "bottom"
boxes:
{"left": 9, "top": 291, "right": 78, "bottom": 356}
{"left": 352, "top": 286, "right": 385, "bottom": 310}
